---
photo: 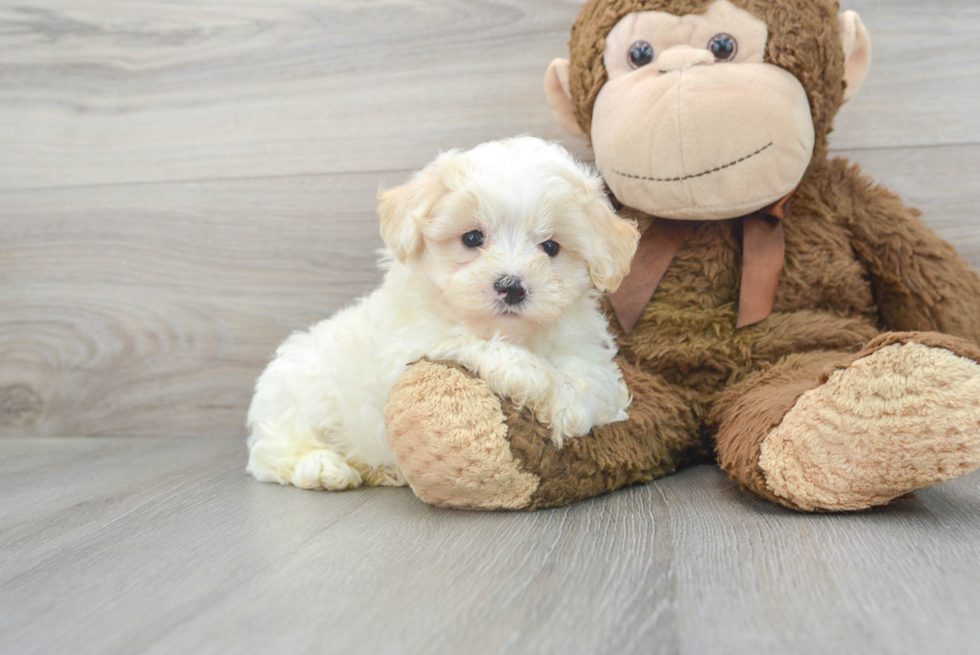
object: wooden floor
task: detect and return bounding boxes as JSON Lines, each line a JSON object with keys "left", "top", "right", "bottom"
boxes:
{"left": 3, "top": 437, "right": 980, "bottom": 655}
{"left": 2, "top": 1, "right": 980, "bottom": 653}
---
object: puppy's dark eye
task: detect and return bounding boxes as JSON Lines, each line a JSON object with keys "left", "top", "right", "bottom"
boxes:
{"left": 628, "top": 41, "right": 655, "bottom": 68}
{"left": 462, "top": 230, "right": 485, "bottom": 248}
{"left": 540, "top": 240, "right": 560, "bottom": 257}
{"left": 708, "top": 33, "right": 737, "bottom": 62}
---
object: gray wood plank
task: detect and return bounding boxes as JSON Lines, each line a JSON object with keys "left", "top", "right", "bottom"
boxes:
{"left": 0, "top": 172, "right": 387, "bottom": 438}
{"left": 1, "top": 437, "right": 978, "bottom": 655}
{"left": 0, "top": 0, "right": 583, "bottom": 189}
{"left": 830, "top": 0, "right": 980, "bottom": 151}
{"left": 664, "top": 469, "right": 980, "bottom": 655}
{"left": 1, "top": 0, "right": 978, "bottom": 190}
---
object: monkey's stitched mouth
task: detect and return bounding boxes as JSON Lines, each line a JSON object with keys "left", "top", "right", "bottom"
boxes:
{"left": 612, "top": 142, "right": 774, "bottom": 183}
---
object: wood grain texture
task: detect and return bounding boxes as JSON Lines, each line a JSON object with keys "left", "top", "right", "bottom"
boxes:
{"left": 0, "top": 0, "right": 979, "bottom": 190}
{"left": 0, "top": 0, "right": 584, "bottom": 189}
{"left": 0, "top": 173, "right": 388, "bottom": 437}
{"left": 1, "top": 437, "right": 979, "bottom": 655}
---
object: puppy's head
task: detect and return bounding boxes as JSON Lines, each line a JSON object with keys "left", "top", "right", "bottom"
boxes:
{"left": 378, "top": 136, "right": 639, "bottom": 339}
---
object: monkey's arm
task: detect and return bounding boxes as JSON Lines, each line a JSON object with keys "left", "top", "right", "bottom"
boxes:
{"left": 837, "top": 160, "right": 980, "bottom": 345}
{"left": 385, "top": 358, "right": 699, "bottom": 510}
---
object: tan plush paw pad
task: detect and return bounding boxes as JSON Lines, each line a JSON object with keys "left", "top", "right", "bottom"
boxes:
{"left": 385, "top": 360, "right": 539, "bottom": 510}
{"left": 759, "top": 343, "right": 980, "bottom": 511}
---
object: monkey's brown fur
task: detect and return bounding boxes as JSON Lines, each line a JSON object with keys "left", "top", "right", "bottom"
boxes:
{"left": 385, "top": 0, "right": 980, "bottom": 511}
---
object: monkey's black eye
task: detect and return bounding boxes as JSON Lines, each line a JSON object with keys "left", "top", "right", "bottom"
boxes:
{"left": 540, "top": 240, "right": 560, "bottom": 257}
{"left": 708, "top": 33, "right": 738, "bottom": 62}
{"left": 462, "top": 230, "right": 485, "bottom": 248}
{"left": 628, "top": 41, "right": 655, "bottom": 68}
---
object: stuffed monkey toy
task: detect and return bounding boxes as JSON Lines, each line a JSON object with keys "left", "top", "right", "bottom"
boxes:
{"left": 384, "top": 0, "right": 980, "bottom": 512}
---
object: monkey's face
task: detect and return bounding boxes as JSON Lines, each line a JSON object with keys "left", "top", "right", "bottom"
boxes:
{"left": 590, "top": 0, "right": 814, "bottom": 220}
{"left": 547, "top": 0, "right": 871, "bottom": 219}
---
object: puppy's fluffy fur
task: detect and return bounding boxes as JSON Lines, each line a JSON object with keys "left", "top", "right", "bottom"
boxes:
{"left": 247, "top": 137, "right": 639, "bottom": 490}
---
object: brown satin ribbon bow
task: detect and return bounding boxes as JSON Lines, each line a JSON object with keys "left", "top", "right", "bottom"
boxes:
{"left": 609, "top": 194, "right": 793, "bottom": 335}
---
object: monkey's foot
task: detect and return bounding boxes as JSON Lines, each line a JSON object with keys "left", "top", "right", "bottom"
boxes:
{"left": 759, "top": 338, "right": 980, "bottom": 511}
{"left": 385, "top": 359, "right": 540, "bottom": 510}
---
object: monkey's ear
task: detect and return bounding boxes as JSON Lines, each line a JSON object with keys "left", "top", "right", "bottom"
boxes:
{"left": 545, "top": 59, "right": 587, "bottom": 138}
{"left": 377, "top": 153, "right": 460, "bottom": 262}
{"left": 838, "top": 11, "right": 872, "bottom": 102}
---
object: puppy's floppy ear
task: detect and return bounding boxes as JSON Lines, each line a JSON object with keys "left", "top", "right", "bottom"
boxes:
{"left": 581, "top": 193, "right": 640, "bottom": 293}
{"left": 377, "top": 151, "right": 463, "bottom": 262}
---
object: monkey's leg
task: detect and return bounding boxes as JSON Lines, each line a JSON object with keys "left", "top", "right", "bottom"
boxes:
{"left": 714, "top": 333, "right": 980, "bottom": 512}
{"left": 384, "top": 359, "right": 699, "bottom": 510}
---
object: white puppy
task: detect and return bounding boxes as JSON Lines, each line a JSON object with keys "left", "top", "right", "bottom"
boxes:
{"left": 246, "top": 136, "right": 639, "bottom": 490}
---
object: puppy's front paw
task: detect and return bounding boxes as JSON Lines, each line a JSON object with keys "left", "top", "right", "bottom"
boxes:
{"left": 529, "top": 374, "right": 591, "bottom": 447}
{"left": 543, "top": 411, "right": 589, "bottom": 447}
{"left": 247, "top": 441, "right": 363, "bottom": 491}
{"left": 475, "top": 344, "right": 552, "bottom": 409}
{"left": 537, "top": 367, "right": 631, "bottom": 447}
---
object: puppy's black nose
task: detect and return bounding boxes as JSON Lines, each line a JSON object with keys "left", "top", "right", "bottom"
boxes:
{"left": 494, "top": 276, "right": 526, "bottom": 306}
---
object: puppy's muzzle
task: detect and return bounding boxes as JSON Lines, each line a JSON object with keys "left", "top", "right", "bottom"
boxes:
{"left": 494, "top": 276, "right": 527, "bottom": 306}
